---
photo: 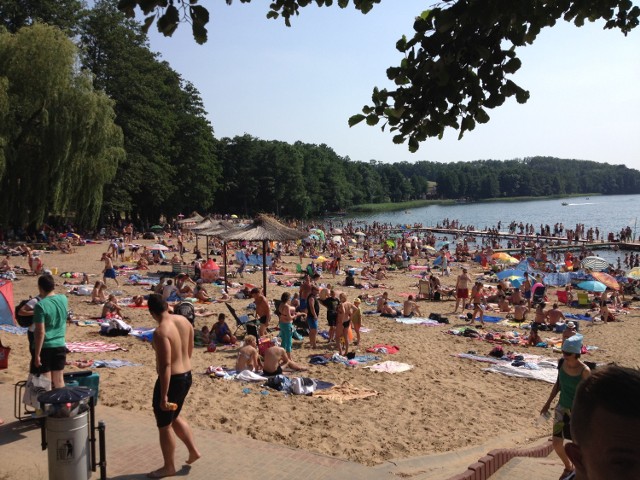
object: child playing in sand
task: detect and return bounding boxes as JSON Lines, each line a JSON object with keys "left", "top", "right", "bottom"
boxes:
{"left": 212, "top": 313, "right": 236, "bottom": 345}
{"left": 235, "top": 335, "right": 261, "bottom": 372}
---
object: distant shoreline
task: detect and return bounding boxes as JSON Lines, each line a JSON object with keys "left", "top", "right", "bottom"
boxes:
{"left": 349, "top": 193, "right": 602, "bottom": 214}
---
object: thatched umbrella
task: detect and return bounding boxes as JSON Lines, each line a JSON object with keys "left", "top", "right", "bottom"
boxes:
{"left": 195, "top": 221, "right": 235, "bottom": 259}
{"left": 217, "top": 215, "right": 308, "bottom": 295}
{"left": 176, "top": 211, "right": 203, "bottom": 225}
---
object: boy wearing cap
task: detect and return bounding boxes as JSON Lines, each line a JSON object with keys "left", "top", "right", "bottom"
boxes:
{"left": 540, "top": 334, "right": 590, "bottom": 480}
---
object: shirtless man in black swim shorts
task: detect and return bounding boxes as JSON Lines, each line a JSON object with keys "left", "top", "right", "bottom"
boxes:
{"left": 251, "top": 287, "right": 271, "bottom": 337}
{"left": 147, "top": 294, "right": 200, "bottom": 478}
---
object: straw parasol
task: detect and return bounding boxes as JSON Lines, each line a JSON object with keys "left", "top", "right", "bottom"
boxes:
{"left": 194, "top": 220, "right": 235, "bottom": 258}
{"left": 176, "top": 211, "right": 203, "bottom": 225}
{"left": 217, "top": 215, "right": 308, "bottom": 294}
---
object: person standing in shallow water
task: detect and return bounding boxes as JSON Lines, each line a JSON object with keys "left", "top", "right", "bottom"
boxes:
{"left": 147, "top": 294, "right": 200, "bottom": 478}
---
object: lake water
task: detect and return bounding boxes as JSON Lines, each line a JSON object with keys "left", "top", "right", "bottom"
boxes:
{"left": 342, "top": 194, "right": 640, "bottom": 265}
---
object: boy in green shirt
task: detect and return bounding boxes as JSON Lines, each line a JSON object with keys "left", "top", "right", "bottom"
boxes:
{"left": 33, "top": 274, "right": 68, "bottom": 388}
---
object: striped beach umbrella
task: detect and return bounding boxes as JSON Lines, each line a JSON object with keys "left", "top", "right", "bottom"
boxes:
{"left": 627, "top": 267, "right": 640, "bottom": 280}
{"left": 580, "top": 256, "right": 610, "bottom": 272}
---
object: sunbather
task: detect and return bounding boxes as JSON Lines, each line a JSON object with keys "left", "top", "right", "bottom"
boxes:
{"left": 403, "top": 295, "right": 422, "bottom": 317}
{"left": 91, "top": 281, "right": 107, "bottom": 304}
{"left": 212, "top": 313, "right": 236, "bottom": 345}
{"left": 101, "top": 294, "right": 123, "bottom": 319}
{"left": 262, "top": 345, "right": 307, "bottom": 376}
{"left": 235, "top": 335, "right": 261, "bottom": 372}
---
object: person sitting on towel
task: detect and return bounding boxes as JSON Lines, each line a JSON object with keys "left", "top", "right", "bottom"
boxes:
{"left": 212, "top": 313, "right": 236, "bottom": 345}
{"left": 262, "top": 345, "right": 307, "bottom": 377}
{"left": 235, "top": 335, "right": 261, "bottom": 372}
{"left": 403, "top": 295, "right": 423, "bottom": 317}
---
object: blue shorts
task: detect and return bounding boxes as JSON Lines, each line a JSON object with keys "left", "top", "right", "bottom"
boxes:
{"left": 307, "top": 316, "right": 318, "bottom": 330}
{"left": 524, "top": 290, "right": 532, "bottom": 299}
{"left": 104, "top": 268, "right": 116, "bottom": 279}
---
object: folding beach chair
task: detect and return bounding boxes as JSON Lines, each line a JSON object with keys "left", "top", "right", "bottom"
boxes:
{"left": 556, "top": 290, "right": 569, "bottom": 305}
{"left": 417, "top": 280, "right": 430, "bottom": 300}
{"left": 225, "top": 303, "right": 258, "bottom": 336}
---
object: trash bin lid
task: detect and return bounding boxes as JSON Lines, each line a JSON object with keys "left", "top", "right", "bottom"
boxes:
{"left": 38, "top": 386, "right": 92, "bottom": 405}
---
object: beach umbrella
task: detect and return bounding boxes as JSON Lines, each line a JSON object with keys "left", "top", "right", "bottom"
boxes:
{"left": 591, "top": 272, "right": 620, "bottom": 290}
{"left": 354, "top": 231, "right": 366, "bottom": 236}
{"left": 150, "top": 244, "right": 170, "bottom": 251}
{"left": 577, "top": 280, "right": 607, "bottom": 292}
{"left": 509, "top": 277, "right": 524, "bottom": 288}
{"left": 316, "top": 256, "right": 328, "bottom": 263}
{"left": 150, "top": 225, "right": 164, "bottom": 231}
{"left": 492, "top": 252, "right": 515, "bottom": 262}
{"left": 332, "top": 228, "right": 343, "bottom": 235}
{"left": 332, "top": 236, "right": 343, "bottom": 243}
{"left": 230, "top": 214, "right": 238, "bottom": 219}
{"left": 425, "top": 245, "right": 437, "bottom": 253}
{"left": 627, "top": 267, "right": 640, "bottom": 280}
{"left": 580, "top": 256, "right": 610, "bottom": 272}
{"left": 308, "top": 234, "right": 320, "bottom": 241}
{"left": 496, "top": 269, "right": 524, "bottom": 280}
{"left": 217, "top": 214, "right": 307, "bottom": 295}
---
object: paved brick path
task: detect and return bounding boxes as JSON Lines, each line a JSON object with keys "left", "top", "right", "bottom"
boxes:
{"left": 0, "top": 382, "right": 391, "bottom": 480}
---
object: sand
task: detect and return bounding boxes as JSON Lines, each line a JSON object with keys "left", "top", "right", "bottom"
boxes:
{"left": 2, "top": 239, "right": 638, "bottom": 466}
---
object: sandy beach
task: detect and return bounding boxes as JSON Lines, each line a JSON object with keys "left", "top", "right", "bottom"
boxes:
{"left": 2, "top": 239, "right": 638, "bottom": 466}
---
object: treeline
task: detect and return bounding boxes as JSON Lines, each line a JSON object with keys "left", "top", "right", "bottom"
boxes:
{"left": 2, "top": 2, "right": 640, "bottom": 228}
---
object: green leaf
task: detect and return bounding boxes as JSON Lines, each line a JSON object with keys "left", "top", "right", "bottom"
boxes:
{"left": 117, "top": 0, "right": 137, "bottom": 17}
{"left": 142, "top": 14, "right": 156, "bottom": 33}
{"left": 266, "top": 11, "right": 279, "bottom": 19}
{"left": 192, "top": 21, "right": 208, "bottom": 44}
{"left": 365, "top": 114, "right": 379, "bottom": 126}
{"left": 157, "top": 5, "right": 180, "bottom": 36}
{"left": 348, "top": 114, "right": 366, "bottom": 127}
{"left": 338, "top": 0, "right": 349, "bottom": 8}
{"left": 190, "top": 5, "right": 210, "bottom": 25}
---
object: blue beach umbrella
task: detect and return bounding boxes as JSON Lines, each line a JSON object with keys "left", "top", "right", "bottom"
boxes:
{"left": 496, "top": 269, "right": 524, "bottom": 280}
{"left": 576, "top": 280, "right": 606, "bottom": 293}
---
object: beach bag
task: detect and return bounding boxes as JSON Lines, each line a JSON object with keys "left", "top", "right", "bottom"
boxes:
{"left": 265, "top": 374, "right": 291, "bottom": 392}
{"left": 291, "top": 377, "right": 316, "bottom": 395}
{"left": 174, "top": 301, "right": 196, "bottom": 325}
{"left": 106, "top": 318, "right": 132, "bottom": 336}
{"left": 15, "top": 299, "right": 34, "bottom": 328}
{"left": 23, "top": 373, "right": 51, "bottom": 408}
{"left": 0, "top": 339, "right": 10, "bottom": 369}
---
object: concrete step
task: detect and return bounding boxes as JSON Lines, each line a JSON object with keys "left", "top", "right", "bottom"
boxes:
{"left": 491, "top": 453, "right": 566, "bottom": 480}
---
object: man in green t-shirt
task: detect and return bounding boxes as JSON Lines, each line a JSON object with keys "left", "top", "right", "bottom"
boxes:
{"left": 33, "top": 274, "right": 68, "bottom": 388}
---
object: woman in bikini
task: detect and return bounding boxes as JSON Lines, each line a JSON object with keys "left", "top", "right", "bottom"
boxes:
{"left": 235, "top": 335, "right": 261, "bottom": 372}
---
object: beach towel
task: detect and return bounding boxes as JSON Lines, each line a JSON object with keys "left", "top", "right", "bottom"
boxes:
{"left": 331, "top": 353, "right": 380, "bottom": 366}
{"left": 313, "top": 381, "right": 378, "bottom": 403}
{"left": 394, "top": 317, "right": 440, "bottom": 326}
{"left": 564, "top": 313, "right": 593, "bottom": 322}
{"left": 482, "top": 315, "right": 506, "bottom": 323}
{"left": 365, "top": 361, "right": 413, "bottom": 373}
{"left": 236, "top": 370, "right": 268, "bottom": 382}
{"left": 130, "top": 327, "right": 155, "bottom": 342}
{"left": 366, "top": 344, "right": 400, "bottom": 354}
{"left": 66, "top": 341, "right": 126, "bottom": 353}
{"left": 483, "top": 363, "right": 558, "bottom": 383}
{"left": 0, "top": 325, "right": 28, "bottom": 335}
{"left": 93, "top": 359, "right": 141, "bottom": 368}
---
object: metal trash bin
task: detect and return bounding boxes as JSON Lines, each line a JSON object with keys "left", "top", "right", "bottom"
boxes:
{"left": 38, "top": 386, "right": 96, "bottom": 480}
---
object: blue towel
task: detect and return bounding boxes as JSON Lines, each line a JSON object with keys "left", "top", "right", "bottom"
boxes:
{"left": 0, "top": 325, "right": 28, "bottom": 335}
{"left": 482, "top": 315, "right": 505, "bottom": 323}
{"left": 564, "top": 313, "right": 593, "bottom": 321}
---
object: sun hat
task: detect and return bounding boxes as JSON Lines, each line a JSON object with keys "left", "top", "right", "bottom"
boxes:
{"left": 566, "top": 321, "right": 576, "bottom": 329}
{"left": 562, "top": 333, "right": 583, "bottom": 354}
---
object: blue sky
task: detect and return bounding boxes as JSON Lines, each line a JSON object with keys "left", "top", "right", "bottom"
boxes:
{"left": 144, "top": 1, "right": 640, "bottom": 168}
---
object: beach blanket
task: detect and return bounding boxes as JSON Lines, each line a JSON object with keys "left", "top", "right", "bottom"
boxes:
{"left": 93, "top": 359, "right": 141, "bottom": 368}
{"left": 236, "top": 370, "right": 267, "bottom": 382}
{"left": 66, "top": 341, "right": 126, "bottom": 353}
{"left": 331, "top": 353, "right": 380, "bottom": 366}
{"left": 483, "top": 315, "right": 506, "bottom": 323}
{"left": 130, "top": 327, "right": 155, "bottom": 341}
{"left": 0, "top": 325, "right": 28, "bottom": 335}
{"left": 365, "top": 361, "right": 413, "bottom": 373}
{"left": 564, "top": 313, "right": 593, "bottom": 322}
{"left": 313, "top": 381, "right": 378, "bottom": 402}
{"left": 395, "top": 317, "right": 440, "bottom": 326}
{"left": 483, "top": 363, "right": 558, "bottom": 384}
{"left": 73, "top": 320, "right": 101, "bottom": 327}
{"left": 366, "top": 344, "right": 400, "bottom": 354}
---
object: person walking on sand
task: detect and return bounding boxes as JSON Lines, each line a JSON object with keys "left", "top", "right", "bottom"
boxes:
{"left": 101, "top": 252, "right": 119, "bottom": 286}
{"left": 147, "top": 294, "right": 200, "bottom": 479}
{"left": 454, "top": 267, "right": 472, "bottom": 313}
{"left": 540, "top": 334, "right": 590, "bottom": 480}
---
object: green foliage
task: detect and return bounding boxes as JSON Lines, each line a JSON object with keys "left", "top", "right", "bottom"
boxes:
{"left": 0, "top": 23, "right": 123, "bottom": 228}
{"left": 0, "top": 0, "right": 86, "bottom": 34}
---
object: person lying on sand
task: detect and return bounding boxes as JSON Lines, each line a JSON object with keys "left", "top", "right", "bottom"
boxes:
{"left": 235, "top": 335, "right": 261, "bottom": 372}
{"left": 262, "top": 346, "right": 307, "bottom": 377}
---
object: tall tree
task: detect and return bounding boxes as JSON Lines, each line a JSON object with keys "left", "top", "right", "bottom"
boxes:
{"left": 0, "top": 0, "right": 86, "bottom": 34}
{"left": 0, "top": 23, "right": 123, "bottom": 228}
